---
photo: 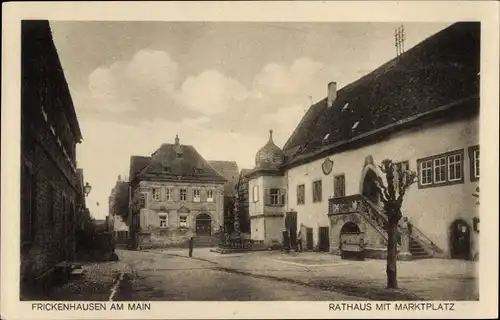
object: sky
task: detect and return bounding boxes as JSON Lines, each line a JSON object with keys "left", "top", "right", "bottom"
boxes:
{"left": 49, "top": 21, "right": 452, "bottom": 219}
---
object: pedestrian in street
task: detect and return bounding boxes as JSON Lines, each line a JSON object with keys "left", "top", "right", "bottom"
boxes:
{"left": 296, "top": 230, "right": 303, "bottom": 252}
{"left": 188, "top": 236, "right": 194, "bottom": 257}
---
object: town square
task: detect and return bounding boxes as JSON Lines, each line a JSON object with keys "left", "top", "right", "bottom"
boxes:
{"left": 18, "top": 19, "right": 481, "bottom": 304}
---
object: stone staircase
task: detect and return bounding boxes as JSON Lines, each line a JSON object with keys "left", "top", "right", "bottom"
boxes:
{"left": 359, "top": 195, "right": 444, "bottom": 260}
{"left": 409, "top": 238, "right": 432, "bottom": 259}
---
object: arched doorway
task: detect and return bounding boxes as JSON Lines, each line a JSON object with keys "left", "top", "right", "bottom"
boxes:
{"left": 362, "top": 169, "right": 380, "bottom": 204}
{"left": 196, "top": 213, "right": 212, "bottom": 236}
{"left": 339, "top": 222, "right": 363, "bottom": 260}
{"left": 340, "top": 221, "right": 361, "bottom": 234}
{"left": 450, "top": 220, "right": 471, "bottom": 260}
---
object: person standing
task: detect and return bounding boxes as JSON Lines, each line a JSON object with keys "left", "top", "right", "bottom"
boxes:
{"left": 297, "top": 229, "right": 303, "bottom": 252}
{"left": 188, "top": 236, "right": 194, "bottom": 257}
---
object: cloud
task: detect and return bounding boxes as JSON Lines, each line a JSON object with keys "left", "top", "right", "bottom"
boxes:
{"left": 253, "top": 57, "right": 329, "bottom": 100}
{"left": 124, "top": 50, "right": 178, "bottom": 93}
{"left": 176, "top": 70, "right": 249, "bottom": 115}
{"left": 83, "top": 49, "right": 182, "bottom": 117}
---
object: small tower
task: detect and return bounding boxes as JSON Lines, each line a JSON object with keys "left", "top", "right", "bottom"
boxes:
{"left": 248, "top": 129, "right": 286, "bottom": 248}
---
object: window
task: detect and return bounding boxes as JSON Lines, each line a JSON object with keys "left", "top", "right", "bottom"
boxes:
{"left": 469, "top": 146, "right": 480, "bottom": 181}
{"left": 433, "top": 157, "right": 447, "bottom": 183}
{"left": 162, "top": 166, "right": 170, "bottom": 173}
{"left": 297, "top": 184, "right": 305, "bottom": 205}
{"left": 179, "top": 216, "right": 188, "bottom": 228}
{"left": 165, "top": 188, "right": 173, "bottom": 201}
{"left": 395, "top": 161, "right": 410, "bottom": 173}
{"left": 267, "top": 188, "right": 285, "bottom": 206}
{"left": 193, "top": 189, "right": 201, "bottom": 202}
{"left": 420, "top": 160, "right": 433, "bottom": 185}
{"left": 252, "top": 186, "right": 259, "bottom": 202}
{"left": 312, "top": 180, "right": 322, "bottom": 203}
{"left": 152, "top": 188, "right": 161, "bottom": 201}
{"left": 159, "top": 216, "right": 167, "bottom": 228}
{"left": 417, "top": 149, "right": 464, "bottom": 188}
{"left": 206, "top": 189, "right": 214, "bottom": 202}
{"left": 180, "top": 189, "right": 187, "bottom": 201}
{"left": 448, "top": 154, "right": 462, "bottom": 181}
{"left": 334, "top": 175, "right": 346, "bottom": 198}
{"left": 41, "top": 105, "right": 48, "bottom": 121}
{"left": 176, "top": 153, "right": 182, "bottom": 159}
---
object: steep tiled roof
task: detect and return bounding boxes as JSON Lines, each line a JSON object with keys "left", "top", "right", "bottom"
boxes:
{"left": 208, "top": 161, "right": 239, "bottom": 183}
{"left": 208, "top": 161, "right": 240, "bottom": 195}
{"left": 131, "top": 143, "right": 227, "bottom": 184}
{"left": 129, "top": 156, "right": 152, "bottom": 182}
{"left": 283, "top": 22, "right": 480, "bottom": 166}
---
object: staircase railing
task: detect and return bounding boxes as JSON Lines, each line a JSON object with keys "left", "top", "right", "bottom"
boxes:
{"left": 360, "top": 195, "right": 444, "bottom": 258}
{"left": 358, "top": 196, "right": 389, "bottom": 234}
{"left": 409, "top": 224, "right": 446, "bottom": 257}
{"left": 329, "top": 195, "right": 389, "bottom": 244}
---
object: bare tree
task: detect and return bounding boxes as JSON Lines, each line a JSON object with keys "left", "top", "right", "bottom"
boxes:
{"left": 375, "top": 159, "right": 418, "bottom": 289}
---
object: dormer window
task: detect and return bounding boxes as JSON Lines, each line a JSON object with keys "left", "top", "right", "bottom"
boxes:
{"left": 176, "top": 153, "right": 182, "bottom": 159}
{"left": 162, "top": 166, "right": 171, "bottom": 173}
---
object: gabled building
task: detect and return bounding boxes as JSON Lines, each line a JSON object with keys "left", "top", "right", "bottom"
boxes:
{"left": 128, "top": 135, "right": 227, "bottom": 249}
{"left": 20, "top": 20, "right": 83, "bottom": 298}
{"left": 246, "top": 22, "right": 480, "bottom": 260}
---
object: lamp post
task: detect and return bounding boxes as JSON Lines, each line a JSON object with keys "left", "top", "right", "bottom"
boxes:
{"left": 84, "top": 182, "right": 92, "bottom": 197}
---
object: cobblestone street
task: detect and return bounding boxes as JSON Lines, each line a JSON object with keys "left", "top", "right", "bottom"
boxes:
{"left": 46, "top": 249, "right": 478, "bottom": 301}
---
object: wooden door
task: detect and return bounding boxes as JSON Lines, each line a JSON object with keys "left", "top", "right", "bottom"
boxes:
{"left": 318, "top": 227, "right": 330, "bottom": 252}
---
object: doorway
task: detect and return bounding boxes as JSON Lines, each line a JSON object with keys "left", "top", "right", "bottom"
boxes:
{"left": 450, "top": 220, "right": 471, "bottom": 260}
{"left": 285, "top": 212, "right": 298, "bottom": 248}
{"left": 195, "top": 213, "right": 212, "bottom": 236}
{"left": 362, "top": 169, "right": 380, "bottom": 204}
{"left": 318, "top": 227, "right": 330, "bottom": 252}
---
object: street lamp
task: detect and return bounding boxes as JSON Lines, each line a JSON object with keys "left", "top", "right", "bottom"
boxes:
{"left": 84, "top": 182, "right": 92, "bottom": 197}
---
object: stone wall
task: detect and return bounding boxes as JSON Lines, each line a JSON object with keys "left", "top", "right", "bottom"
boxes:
{"left": 20, "top": 21, "right": 80, "bottom": 297}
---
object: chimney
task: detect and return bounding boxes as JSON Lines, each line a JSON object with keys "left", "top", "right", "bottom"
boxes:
{"left": 175, "top": 134, "right": 179, "bottom": 145}
{"left": 118, "top": 175, "right": 121, "bottom": 181}
{"left": 327, "top": 82, "right": 337, "bottom": 107}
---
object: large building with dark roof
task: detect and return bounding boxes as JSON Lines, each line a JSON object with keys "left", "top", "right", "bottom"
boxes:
{"left": 21, "top": 20, "right": 84, "bottom": 298}
{"left": 127, "top": 135, "right": 228, "bottom": 249}
{"left": 246, "top": 22, "right": 480, "bottom": 260}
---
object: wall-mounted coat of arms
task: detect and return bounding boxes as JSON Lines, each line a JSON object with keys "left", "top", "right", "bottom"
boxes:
{"left": 322, "top": 157, "right": 334, "bottom": 175}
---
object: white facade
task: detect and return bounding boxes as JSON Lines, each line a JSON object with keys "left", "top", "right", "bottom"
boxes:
{"left": 285, "top": 114, "right": 479, "bottom": 258}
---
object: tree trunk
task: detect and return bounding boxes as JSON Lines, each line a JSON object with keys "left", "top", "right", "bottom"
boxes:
{"left": 386, "top": 222, "right": 398, "bottom": 289}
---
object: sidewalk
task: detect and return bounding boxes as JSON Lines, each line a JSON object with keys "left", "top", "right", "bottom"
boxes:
{"left": 45, "top": 259, "right": 132, "bottom": 301}
{"left": 158, "top": 247, "right": 479, "bottom": 301}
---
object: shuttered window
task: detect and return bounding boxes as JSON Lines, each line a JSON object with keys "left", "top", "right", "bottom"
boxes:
{"left": 333, "top": 175, "right": 345, "bottom": 198}
{"left": 312, "top": 180, "right": 322, "bottom": 203}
